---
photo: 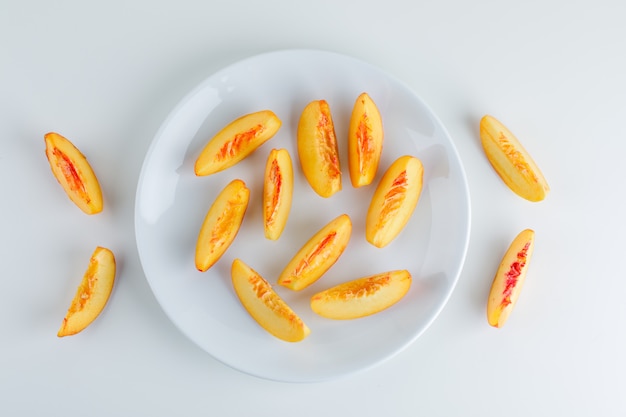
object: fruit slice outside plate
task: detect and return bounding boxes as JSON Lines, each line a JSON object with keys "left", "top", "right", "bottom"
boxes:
{"left": 44, "top": 132, "right": 104, "bottom": 215}
{"left": 479, "top": 115, "right": 549, "bottom": 202}
{"left": 487, "top": 229, "right": 535, "bottom": 328}
{"left": 58, "top": 247, "right": 116, "bottom": 337}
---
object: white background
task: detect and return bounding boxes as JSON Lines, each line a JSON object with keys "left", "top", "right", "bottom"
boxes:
{"left": 2, "top": 0, "right": 625, "bottom": 415}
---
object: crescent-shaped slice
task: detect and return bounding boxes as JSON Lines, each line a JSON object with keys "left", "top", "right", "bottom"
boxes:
{"left": 479, "top": 115, "right": 549, "bottom": 202}
{"left": 231, "top": 259, "right": 310, "bottom": 342}
{"left": 44, "top": 132, "right": 103, "bottom": 215}
{"left": 297, "top": 100, "right": 342, "bottom": 198}
{"left": 263, "top": 148, "right": 294, "bottom": 240}
{"left": 487, "top": 229, "right": 535, "bottom": 328}
{"left": 311, "top": 270, "right": 411, "bottom": 319}
{"left": 58, "top": 247, "right": 116, "bottom": 337}
{"left": 366, "top": 155, "right": 423, "bottom": 248}
{"left": 277, "top": 214, "right": 352, "bottom": 291}
{"left": 194, "top": 110, "right": 281, "bottom": 176}
{"left": 348, "top": 92, "right": 384, "bottom": 188}
{"left": 195, "top": 179, "right": 249, "bottom": 272}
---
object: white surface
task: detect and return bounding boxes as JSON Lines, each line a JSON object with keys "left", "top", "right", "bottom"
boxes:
{"left": 135, "top": 49, "right": 470, "bottom": 382}
{"left": 1, "top": 0, "right": 625, "bottom": 415}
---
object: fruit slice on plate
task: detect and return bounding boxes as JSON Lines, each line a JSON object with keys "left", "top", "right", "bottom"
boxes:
{"left": 487, "top": 229, "right": 535, "bottom": 328}
{"left": 195, "top": 179, "right": 249, "bottom": 272}
{"left": 58, "top": 247, "right": 116, "bottom": 337}
{"left": 479, "top": 115, "right": 550, "bottom": 202}
{"left": 277, "top": 214, "right": 352, "bottom": 291}
{"left": 297, "top": 100, "right": 342, "bottom": 198}
{"left": 194, "top": 110, "right": 282, "bottom": 176}
{"left": 311, "top": 269, "right": 412, "bottom": 320}
{"left": 366, "top": 155, "right": 423, "bottom": 248}
{"left": 348, "top": 92, "right": 384, "bottom": 188}
{"left": 263, "top": 148, "right": 294, "bottom": 240}
{"left": 231, "top": 259, "right": 310, "bottom": 342}
{"left": 44, "top": 132, "right": 104, "bottom": 215}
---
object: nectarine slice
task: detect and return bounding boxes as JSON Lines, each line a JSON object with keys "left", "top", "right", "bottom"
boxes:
{"left": 277, "top": 214, "right": 352, "bottom": 291}
{"left": 58, "top": 247, "right": 116, "bottom": 337}
{"left": 480, "top": 115, "right": 549, "bottom": 202}
{"left": 297, "top": 100, "right": 342, "bottom": 198}
{"left": 366, "top": 155, "right": 423, "bottom": 248}
{"left": 194, "top": 110, "right": 281, "bottom": 176}
{"left": 232, "top": 259, "right": 310, "bottom": 342}
{"left": 44, "top": 132, "right": 103, "bottom": 215}
{"left": 311, "top": 270, "right": 411, "bottom": 320}
{"left": 348, "top": 92, "right": 384, "bottom": 188}
{"left": 487, "top": 229, "right": 535, "bottom": 328}
{"left": 195, "top": 179, "right": 249, "bottom": 272}
{"left": 263, "top": 148, "right": 293, "bottom": 240}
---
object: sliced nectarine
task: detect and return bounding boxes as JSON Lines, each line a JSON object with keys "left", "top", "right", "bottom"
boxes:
{"left": 277, "top": 214, "right": 352, "bottom": 291}
{"left": 311, "top": 270, "right": 411, "bottom": 320}
{"left": 348, "top": 92, "right": 384, "bottom": 188}
{"left": 487, "top": 229, "right": 535, "bottom": 328}
{"left": 263, "top": 148, "right": 294, "bottom": 240}
{"left": 366, "top": 155, "right": 423, "bottom": 248}
{"left": 297, "top": 100, "right": 342, "bottom": 198}
{"left": 58, "top": 247, "right": 116, "bottom": 337}
{"left": 480, "top": 115, "right": 549, "bottom": 202}
{"left": 195, "top": 179, "right": 249, "bottom": 272}
{"left": 44, "top": 132, "right": 103, "bottom": 215}
{"left": 231, "top": 259, "right": 310, "bottom": 342}
{"left": 194, "top": 110, "right": 281, "bottom": 176}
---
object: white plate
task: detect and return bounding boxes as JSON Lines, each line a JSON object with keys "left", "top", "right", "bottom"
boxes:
{"left": 135, "top": 49, "right": 471, "bottom": 382}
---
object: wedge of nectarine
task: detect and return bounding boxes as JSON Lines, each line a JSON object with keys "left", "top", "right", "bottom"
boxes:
{"left": 263, "top": 148, "right": 293, "bottom": 240}
{"left": 297, "top": 100, "right": 342, "bottom": 198}
{"left": 366, "top": 155, "right": 423, "bottom": 248}
{"left": 277, "top": 214, "right": 352, "bottom": 291}
{"left": 348, "top": 92, "right": 384, "bottom": 188}
{"left": 195, "top": 179, "right": 249, "bottom": 272}
{"left": 58, "top": 247, "right": 116, "bottom": 337}
{"left": 487, "top": 229, "right": 535, "bottom": 328}
{"left": 311, "top": 270, "right": 411, "bottom": 320}
{"left": 44, "top": 132, "right": 103, "bottom": 215}
{"left": 480, "top": 115, "right": 549, "bottom": 202}
{"left": 232, "top": 259, "right": 310, "bottom": 342}
{"left": 195, "top": 110, "right": 281, "bottom": 176}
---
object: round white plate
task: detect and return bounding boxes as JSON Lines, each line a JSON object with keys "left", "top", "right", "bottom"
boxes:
{"left": 135, "top": 49, "right": 471, "bottom": 382}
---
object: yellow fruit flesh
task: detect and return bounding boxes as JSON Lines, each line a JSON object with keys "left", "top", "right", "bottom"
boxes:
{"left": 44, "top": 132, "right": 103, "bottom": 215}
{"left": 297, "top": 100, "right": 342, "bottom": 198}
{"left": 480, "top": 115, "right": 549, "bottom": 202}
{"left": 348, "top": 92, "right": 383, "bottom": 188}
{"left": 366, "top": 155, "right": 423, "bottom": 248}
{"left": 58, "top": 247, "right": 116, "bottom": 337}
{"left": 195, "top": 110, "right": 281, "bottom": 176}
{"left": 277, "top": 214, "right": 352, "bottom": 291}
{"left": 263, "top": 148, "right": 293, "bottom": 240}
{"left": 487, "top": 229, "right": 535, "bottom": 328}
{"left": 232, "top": 259, "right": 310, "bottom": 342}
{"left": 195, "top": 179, "right": 249, "bottom": 272}
{"left": 311, "top": 270, "right": 411, "bottom": 319}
